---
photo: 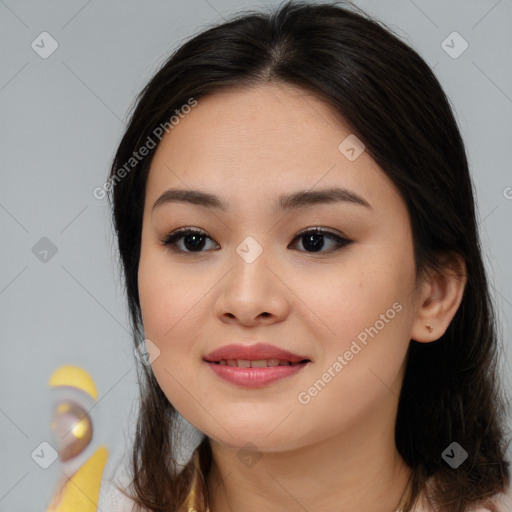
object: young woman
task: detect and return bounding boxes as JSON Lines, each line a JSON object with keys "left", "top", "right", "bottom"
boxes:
{"left": 99, "top": 1, "right": 511, "bottom": 510}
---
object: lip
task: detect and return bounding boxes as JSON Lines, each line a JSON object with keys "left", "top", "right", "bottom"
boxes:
{"left": 203, "top": 343, "right": 310, "bottom": 364}
{"left": 204, "top": 361, "right": 310, "bottom": 387}
{"left": 203, "top": 342, "right": 311, "bottom": 388}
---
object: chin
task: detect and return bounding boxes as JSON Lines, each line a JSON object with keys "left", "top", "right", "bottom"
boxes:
{"left": 207, "top": 427, "right": 305, "bottom": 453}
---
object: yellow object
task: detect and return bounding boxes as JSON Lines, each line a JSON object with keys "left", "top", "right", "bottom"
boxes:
{"left": 46, "top": 366, "right": 107, "bottom": 511}
{"left": 48, "top": 365, "right": 98, "bottom": 400}
{"left": 47, "top": 445, "right": 109, "bottom": 512}
{"left": 71, "top": 416, "right": 89, "bottom": 439}
{"left": 180, "top": 449, "right": 208, "bottom": 512}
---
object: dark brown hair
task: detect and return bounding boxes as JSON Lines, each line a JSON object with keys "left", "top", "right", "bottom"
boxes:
{"left": 106, "top": 1, "right": 511, "bottom": 510}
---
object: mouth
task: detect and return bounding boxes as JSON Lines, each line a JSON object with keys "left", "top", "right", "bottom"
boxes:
{"left": 202, "top": 343, "right": 312, "bottom": 387}
{"left": 203, "top": 342, "right": 311, "bottom": 366}
{"left": 203, "top": 356, "right": 312, "bottom": 387}
{"left": 206, "top": 358, "right": 311, "bottom": 367}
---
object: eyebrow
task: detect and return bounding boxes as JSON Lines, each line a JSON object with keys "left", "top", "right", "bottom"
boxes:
{"left": 152, "top": 186, "right": 372, "bottom": 213}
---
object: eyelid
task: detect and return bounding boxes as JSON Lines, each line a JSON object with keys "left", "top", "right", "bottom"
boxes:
{"left": 294, "top": 226, "right": 347, "bottom": 238}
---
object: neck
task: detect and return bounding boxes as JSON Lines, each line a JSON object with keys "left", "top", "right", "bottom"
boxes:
{"left": 205, "top": 388, "right": 412, "bottom": 512}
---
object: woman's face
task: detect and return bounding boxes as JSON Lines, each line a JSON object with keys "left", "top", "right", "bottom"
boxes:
{"left": 138, "top": 83, "right": 422, "bottom": 452}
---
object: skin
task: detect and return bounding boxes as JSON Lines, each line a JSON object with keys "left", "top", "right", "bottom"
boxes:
{"left": 138, "top": 82, "right": 466, "bottom": 511}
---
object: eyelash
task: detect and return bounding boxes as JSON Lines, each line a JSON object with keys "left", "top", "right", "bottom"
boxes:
{"left": 160, "top": 227, "right": 352, "bottom": 255}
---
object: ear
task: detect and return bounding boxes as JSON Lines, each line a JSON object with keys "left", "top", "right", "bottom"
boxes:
{"left": 410, "top": 253, "right": 467, "bottom": 343}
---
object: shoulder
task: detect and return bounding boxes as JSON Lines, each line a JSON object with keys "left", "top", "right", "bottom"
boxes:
{"left": 488, "top": 478, "right": 512, "bottom": 512}
{"left": 97, "top": 452, "right": 139, "bottom": 512}
{"left": 412, "top": 477, "right": 512, "bottom": 512}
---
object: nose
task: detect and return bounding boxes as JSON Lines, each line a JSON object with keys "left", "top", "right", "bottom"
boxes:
{"left": 214, "top": 245, "right": 291, "bottom": 327}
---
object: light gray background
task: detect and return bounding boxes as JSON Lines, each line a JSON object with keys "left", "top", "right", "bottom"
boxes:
{"left": 1, "top": 1, "right": 511, "bottom": 510}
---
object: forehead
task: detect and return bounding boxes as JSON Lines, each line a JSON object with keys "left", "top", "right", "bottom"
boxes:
{"left": 145, "top": 83, "right": 400, "bottom": 213}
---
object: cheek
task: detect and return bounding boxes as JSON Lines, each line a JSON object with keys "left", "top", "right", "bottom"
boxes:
{"left": 138, "top": 247, "right": 207, "bottom": 339}
{"left": 304, "top": 247, "right": 416, "bottom": 377}
{"left": 137, "top": 251, "right": 213, "bottom": 416}
{"left": 291, "top": 266, "right": 413, "bottom": 442}
{"left": 303, "top": 254, "right": 413, "bottom": 337}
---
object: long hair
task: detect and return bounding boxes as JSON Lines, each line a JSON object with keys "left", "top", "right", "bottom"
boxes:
{"left": 106, "top": 1, "right": 511, "bottom": 510}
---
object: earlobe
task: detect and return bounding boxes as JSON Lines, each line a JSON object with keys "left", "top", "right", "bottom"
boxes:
{"left": 410, "top": 254, "right": 467, "bottom": 343}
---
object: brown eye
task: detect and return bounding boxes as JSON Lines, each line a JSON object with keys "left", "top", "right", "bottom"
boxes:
{"left": 290, "top": 227, "right": 352, "bottom": 254}
{"left": 161, "top": 227, "right": 219, "bottom": 253}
